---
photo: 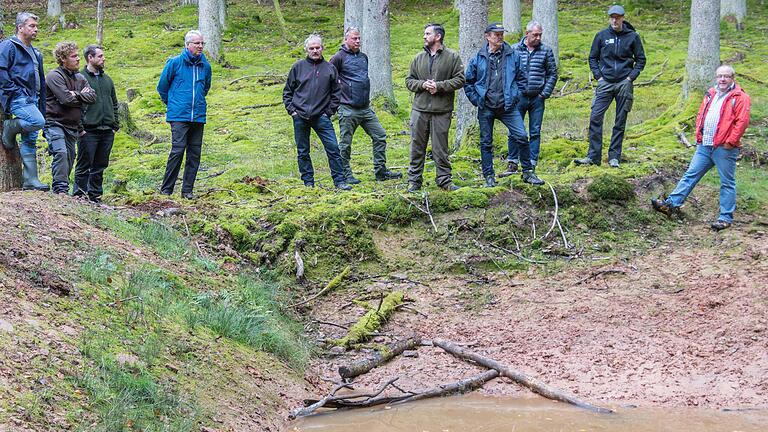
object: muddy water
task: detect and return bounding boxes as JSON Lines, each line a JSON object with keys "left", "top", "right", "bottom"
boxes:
{"left": 288, "top": 395, "right": 768, "bottom": 432}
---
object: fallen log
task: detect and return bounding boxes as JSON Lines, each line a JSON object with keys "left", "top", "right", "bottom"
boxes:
{"left": 290, "top": 265, "right": 350, "bottom": 308}
{"left": 334, "top": 291, "right": 404, "bottom": 348}
{"left": 339, "top": 336, "right": 422, "bottom": 380}
{"left": 431, "top": 339, "right": 614, "bottom": 414}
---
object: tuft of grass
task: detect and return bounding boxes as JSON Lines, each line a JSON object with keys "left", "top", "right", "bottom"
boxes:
{"left": 79, "top": 250, "right": 119, "bottom": 285}
{"left": 588, "top": 174, "right": 637, "bottom": 202}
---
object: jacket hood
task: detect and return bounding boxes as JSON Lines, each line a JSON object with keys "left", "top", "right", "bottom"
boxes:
{"left": 608, "top": 21, "right": 637, "bottom": 36}
{"left": 9, "top": 36, "right": 37, "bottom": 55}
{"left": 182, "top": 48, "right": 206, "bottom": 65}
{"left": 339, "top": 44, "right": 361, "bottom": 55}
{"left": 708, "top": 83, "right": 744, "bottom": 97}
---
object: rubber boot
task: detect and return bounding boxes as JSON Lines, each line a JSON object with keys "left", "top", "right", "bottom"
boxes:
{"left": 2, "top": 118, "right": 22, "bottom": 150}
{"left": 21, "top": 153, "right": 50, "bottom": 191}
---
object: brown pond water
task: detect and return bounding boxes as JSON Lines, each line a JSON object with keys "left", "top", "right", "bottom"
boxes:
{"left": 287, "top": 395, "right": 768, "bottom": 432}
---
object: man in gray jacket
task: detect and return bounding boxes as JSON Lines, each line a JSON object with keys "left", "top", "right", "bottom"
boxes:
{"left": 329, "top": 27, "right": 401, "bottom": 184}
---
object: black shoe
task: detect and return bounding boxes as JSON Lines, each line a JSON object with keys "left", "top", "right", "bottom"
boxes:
{"left": 484, "top": 176, "right": 496, "bottom": 188}
{"left": 159, "top": 190, "right": 172, "bottom": 196}
{"left": 710, "top": 220, "right": 731, "bottom": 231}
{"left": 89, "top": 196, "right": 102, "bottom": 204}
{"left": 181, "top": 192, "right": 194, "bottom": 200}
{"left": 574, "top": 157, "right": 597, "bottom": 166}
{"left": 375, "top": 170, "right": 403, "bottom": 181}
{"left": 651, "top": 198, "right": 680, "bottom": 218}
{"left": 499, "top": 161, "right": 519, "bottom": 177}
{"left": 335, "top": 182, "right": 352, "bottom": 191}
{"left": 521, "top": 171, "right": 544, "bottom": 185}
{"left": 440, "top": 183, "right": 460, "bottom": 191}
{"left": 406, "top": 183, "right": 421, "bottom": 193}
{"left": 304, "top": 181, "right": 315, "bottom": 188}
{"left": 346, "top": 175, "right": 361, "bottom": 185}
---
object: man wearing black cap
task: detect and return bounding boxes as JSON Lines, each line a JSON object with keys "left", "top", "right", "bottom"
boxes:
{"left": 465, "top": 22, "right": 544, "bottom": 187}
{"left": 575, "top": 4, "right": 645, "bottom": 168}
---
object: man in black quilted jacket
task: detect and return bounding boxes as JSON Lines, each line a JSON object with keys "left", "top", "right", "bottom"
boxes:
{"left": 575, "top": 4, "right": 645, "bottom": 168}
{"left": 505, "top": 20, "right": 558, "bottom": 174}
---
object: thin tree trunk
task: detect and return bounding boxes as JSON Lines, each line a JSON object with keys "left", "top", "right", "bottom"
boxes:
{"left": 454, "top": 0, "right": 488, "bottom": 151}
{"left": 273, "top": 0, "right": 289, "bottom": 42}
{"left": 721, "top": 0, "right": 746, "bottom": 30}
{"left": 180, "top": 0, "right": 198, "bottom": 5}
{"left": 362, "top": 0, "right": 394, "bottom": 104}
{"left": 503, "top": 0, "right": 522, "bottom": 39}
{"left": 684, "top": 0, "right": 719, "bottom": 98}
{"left": 532, "top": 0, "right": 558, "bottom": 65}
{"left": 96, "top": 0, "right": 105, "bottom": 46}
{"left": 198, "top": 0, "right": 222, "bottom": 61}
{"left": 344, "top": 0, "right": 364, "bottom": 32}
{"left": 219, "top": 0, "right": 227, "bottom": 30}
{"left": 47, "top": 0, "right": 65, "bottom": 26}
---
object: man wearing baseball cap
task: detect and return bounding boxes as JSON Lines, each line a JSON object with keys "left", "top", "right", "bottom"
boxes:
{"left": 575, "top": 4, "right": 645, "bottom": 168}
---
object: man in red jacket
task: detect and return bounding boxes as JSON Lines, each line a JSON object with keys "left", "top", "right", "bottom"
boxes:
{"left": 652, "top": 65, "right": 751, "bottom": 231}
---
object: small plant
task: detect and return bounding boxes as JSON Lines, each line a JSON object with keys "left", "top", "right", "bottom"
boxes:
{"left": 79, "top": 250, "right": 118, "bottom": 285}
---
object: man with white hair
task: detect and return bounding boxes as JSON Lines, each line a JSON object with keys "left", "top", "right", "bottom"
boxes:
{"left": 283, "top": 34, "right": 350, "bottom": 190}
{"left": 0, "top": 12, "right": 50, "bottom": 191}
{"left": 652, "top": 65, "right": 751, "bottom": 231}
{"left": 157, "top": 29, "right": 212, "bottom": 199}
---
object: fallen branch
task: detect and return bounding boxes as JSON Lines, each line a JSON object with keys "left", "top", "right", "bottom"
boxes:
{"left": 574, "top": 269, "right": 626, "bottom": 285}
{"left": 423, "top": 192, "right": 438, "bottom": 233}
{"left": 391, "top": 369, "right": 499, "bottom": 406}
{"left": 290, "top": 265, "right": 351, "bottom": 308}
{"left": 635, "top": 58, "right": 668, "bottom": 87}
{"left": 399, "top": 193, "right": 438, "bottom": 233}
{"left": 290, "top": 381, "right": 356, "bottom": 419}
{"left": 228, "top": 73, "right": 287, "bottom": 86}
{"left": 240, "top": 101, "right": 283, "bottom": 110}
{"left": 431, "top": 339, "right": 614, "bottom": 414}
{"left": 294, "top": 240, "right": 306, "bottom": 284}
{"left": 339, "top": 336, "right": 422, "bottom": 380}
{"left": 542, "top": 182, "right": 560, "bottom": 240}
{"left": 674, "top": 125, "right": 693, "bottom": 148}
{"left": 334, "top": 291, "right": 404, "bottom": 348}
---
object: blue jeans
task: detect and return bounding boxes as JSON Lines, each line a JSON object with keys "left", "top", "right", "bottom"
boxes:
{"left": 508, "top": 94, "right": 545, "bottom": 165}
{"left": 665, "top": 145, "right": 739, "bottom": 223}
{"left": 9, "top": 96, "right": 45, "bottom": 156}
{"left": 292, "top": 115, "right": 345, "bottom": 185}
{"left": 478, "top": 106, "right": 530, "bottom": 178}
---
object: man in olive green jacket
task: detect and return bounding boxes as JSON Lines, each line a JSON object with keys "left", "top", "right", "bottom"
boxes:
{"left": 405, "top": 23, "right": 465, "bottom": 192}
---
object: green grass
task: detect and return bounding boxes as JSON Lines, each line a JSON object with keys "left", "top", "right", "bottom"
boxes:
{"left": 79, "top": 250, "right": 119, "bottom": 285}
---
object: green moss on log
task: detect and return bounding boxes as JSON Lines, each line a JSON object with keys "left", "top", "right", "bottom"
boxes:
{"left": 335, "top": 291, "right": 405, "bottom": 348}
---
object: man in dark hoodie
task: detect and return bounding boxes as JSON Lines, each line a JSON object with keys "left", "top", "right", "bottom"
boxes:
{"left": 464, "top": 22, "right": 544, "bottom": 187}
{"left": 329, "top": 27, "right": 401, "bottom": 184}
{"left": 44, "top": 41, "right": 96, "bottom": 195}
{"left": 0, "top": 12, "right": 49, "bottom": 191}
{"left": 283, "top": 34, "right": 350, "bottom": 190}
{"left": 575, "top": 4, "right": 645, "bottom": 168}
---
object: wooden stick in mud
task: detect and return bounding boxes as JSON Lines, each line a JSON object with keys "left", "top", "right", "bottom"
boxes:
{"left": 431, "top": 339, "right": 614, "bottom": 414}
{"left": 338, "top": 336, "right": 422, "bottom": 380}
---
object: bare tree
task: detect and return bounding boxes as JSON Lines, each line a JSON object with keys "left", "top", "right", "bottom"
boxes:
{"left": 532, "top": 0, "right": 558, "bottom": 65}
{"left": 47, "top": 0, "right": 65, "bottom": 27}
{"left": 198, "top": 0, "right": 222, "bottom": 61}
{"left": 361, "top": 0, "right": 394, "bottom": 103}
{"left": 721, "top": 0, "right": 746, "bottom": 30}
{"left": 345, "top": 0, "right": 364, "bottom": 33}
{"left": 684, "top": 0, "right": 719, "bottom": 98}
{"left": 503, "top": 0, "right": 521, "bottom": 38}
{"left": 454, "top": 0, "right": 488, "bottom": 150}
{"left": 96, "top": 0, "right": 105, "bottom": 45}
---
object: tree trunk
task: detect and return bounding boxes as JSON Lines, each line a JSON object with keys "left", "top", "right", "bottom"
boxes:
{"left": 0, "top": 113, "right": 22, "bottom": 192}
{"left": 47, "top": 0, "right": 65, "bottom": 26}
{"left": 344, "top": 0, "right": 364, "bottom": 32}
{"left": 503, "top": 0, "right": 522, "bottom": 39}
{"left": 362, "top": 0, "right": 394, "bottom": 104}
{"left": 218, "top": 0, "right": 227, "bottom": 30}
{"left": 684, "top": 0, "right": 719, "bottom": 98}
{"left": 198, "top": 0, "right": 222, "bottom": 61}
{"left": 721, "top": 0, "right": 746, "bottom": 30}
{"left": 96, "top": 0, "right": 105, "bottom": 45}
{"left": 272, "top": 0, "right": 290, "bottom": 42}
{"left": 454, "top": 0, "right": 488, "bottom": 151}
{"left": 180, "top": 0, "right": 198, "bottom": 5}
{"left": 532, "top": 0, "right": 558, "bottom": 65}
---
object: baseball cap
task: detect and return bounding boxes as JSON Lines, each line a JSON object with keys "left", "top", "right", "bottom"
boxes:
{"left": 485, "top": 22, "right": 506, "bottom": 33}
{"left": 607, "top": 5, "right": 625, "bottom": 16}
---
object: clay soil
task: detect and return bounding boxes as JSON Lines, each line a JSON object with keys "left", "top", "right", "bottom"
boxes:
{"left": 307, "top": 215, "right": 768, "bottom": 411}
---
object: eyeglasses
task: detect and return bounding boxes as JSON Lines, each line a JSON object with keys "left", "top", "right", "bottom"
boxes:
{"left": 716, "top": 74, "right": 734, "bottom": 79}
{"left": 189, "top": 41, "right": 206, "bottom": 46}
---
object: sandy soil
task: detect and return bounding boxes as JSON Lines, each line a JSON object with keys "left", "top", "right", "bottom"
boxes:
{"left": 307, "top": 216, "right": 768, "bottom": 411}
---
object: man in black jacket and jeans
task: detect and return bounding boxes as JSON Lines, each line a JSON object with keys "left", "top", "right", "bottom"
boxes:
{"left": 283, "top": 34, "right": 350, "bottom": 190}
{"left": 575, "top": 4, "right": 645, "bottom": 168}
{"left": 74, "top": 45, "right": 119, "bottom": 202}
{"left": 506, "top": 20, "right": 558, "bottom": 173}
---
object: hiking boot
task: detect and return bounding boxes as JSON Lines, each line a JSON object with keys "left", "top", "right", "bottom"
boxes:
{"left": 484, "top": 176, "right": 496, "bottom": 188}
{"left": 335, "top": 182, "right": 352, "bottom": 191}
{"left": 710, "top": 220, "right": 732, "bottom": 231}
{"left": 375, "top": 170, "right": 402, "bottom": 181}
{"left": 2, "top": 118, "right": 22, "bottom": 150}
{"left": 574, "top": 157, "right": 597, "bottom": 166}
{"left": 346, "top": 175, "right": 361, "bottom": 185}
{"left": 304, "top": 181, "right": 315, "bottom": 188}
{"left": 521, "top": 170, "right": 545, "bottom": 186}
{"left": 608, "top": 158, "right": 620, "bottom": 168}
{"left": 440, "top": 183, "right": 460, "bottom": 191}
{"left": 651, "top": 198, "right": 680, "bottom": 218}
{"left": 20, "top": 153, "right": 50, "bottom": 191}
{"left": 406, "top": 183, "right": 421, "bottom": 193}
{"left": 499, "top": 161, "right": 519, "bottom": 177}
{"left": 181, "top": 192, "right": 194, "bottom": 200}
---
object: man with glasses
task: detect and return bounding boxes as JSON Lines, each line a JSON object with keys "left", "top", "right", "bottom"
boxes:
{"left": 651, "top": 65, "right": 751, "bottom": 231}
{"left": 157, "top": 30, "right": 212, "bottom": 199}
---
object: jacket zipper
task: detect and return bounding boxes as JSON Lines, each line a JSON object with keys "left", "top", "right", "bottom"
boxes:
{"left": 191, "top": 64, "right": 197, "bottom": 122}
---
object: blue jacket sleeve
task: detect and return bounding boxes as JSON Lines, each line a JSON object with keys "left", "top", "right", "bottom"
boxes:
{"left": 0, "top": 44, "right": 19, "bottom": 100}
{"left": 463, "top": 55, "right": 479, "bottom": 107}
{"left": 156, "top": 58, "right": 175, "bottom": 104}
{"left": 203, "top": 62, "right": 212, "bottom": 96}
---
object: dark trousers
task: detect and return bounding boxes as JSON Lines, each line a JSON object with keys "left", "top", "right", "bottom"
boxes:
{"left": 337, "top": 104, "right": 388, "bottom": 177}
{"left": 508, "top": 94, "right": 545, "bottom": 165}
{"left": 408, "top": 110, "right": 453, "bottom": 188}
{"left": 161, "top": 121, "right": 204, "bottom": 194}
{"left": 45, "top": 125, "right": 78, "bottom": 194}
{"left": 292, "top": 115, "right": 345, "bottom": 185}
{"left": 478, "top": 106, "right": 530, "bottom": 179}
{"left": 73, "top": 129, "right": 114, "bottom": 200}
{"left": 588, "top": 79, "right": 634, "bottom": 162}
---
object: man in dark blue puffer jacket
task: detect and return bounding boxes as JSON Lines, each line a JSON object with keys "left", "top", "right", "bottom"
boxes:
{"left": 506, "top": 20, "right": 558, "bottom": 173}
{"left": 575, "top": 4, "right": 645, "bottom": 168}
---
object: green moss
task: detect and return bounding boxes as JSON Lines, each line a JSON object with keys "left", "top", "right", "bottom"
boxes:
{"left": 335, "top": 291, "right": 405, "bottom": 348}
{"left": 588, "top": 174, "right": 636, "bottom": 202}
